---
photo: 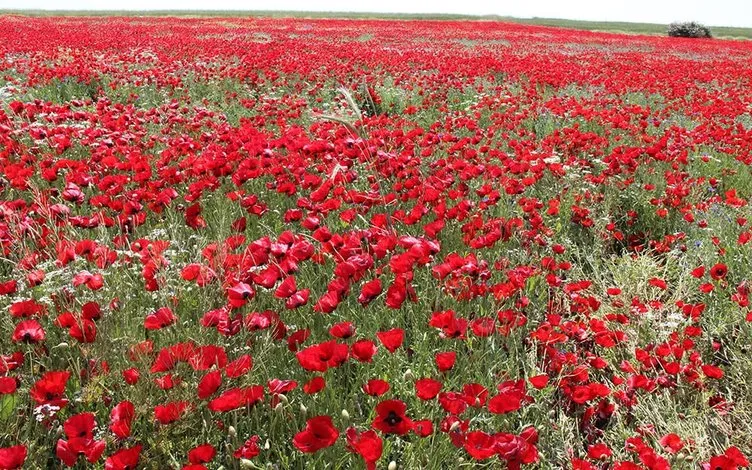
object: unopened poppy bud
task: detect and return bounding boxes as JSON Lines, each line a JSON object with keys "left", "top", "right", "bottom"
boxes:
{"left": 53, "top": 342, "right": 69, "bottom": 349}
{"left": 278, "top": 393, "right": 289, "bottom": 404}
{"left": 239, "top": 459, "right": 254, "bottom": 469}
{"left": 449, "top": 421, "right": 460, "bottom": 432}
{"left": 299, "top": 404, "right": 307, "bottom": 414}
{"left": 264, "top": 439, "right": 270, "bottom": 450}
{"left": 341, "top": 409, "right": 350, "bottom": 420}
{"left": 388, "top": 461, "right": 397, "bottom": 470}
{"left": 403, "top": 369, "right": 414, "bottom": 381}
{"left": 228, "top": 426, "right": 237, "bottom": 438}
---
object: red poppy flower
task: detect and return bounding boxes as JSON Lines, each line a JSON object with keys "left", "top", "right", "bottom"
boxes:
{"left": 464, "top": 431, "right": 497, "bottom": 460}
{"left": 293, "top": 416, "right": 339, "bottom": 453}
{"left": 188, "top": 345, "right": 227, "bottom": 371}
{"left": 188, "top": 444, "right": 216, "bottom": 464}
{"left": 56, "top": 413, "right": 106, "bottom": 466}
{"left": 362, "top": 379, "right": 390, "bottom": 396}
{"left": 376, "top": 328, "right": 404, "bottom": 353}
{"left": 181, "top": 263, "right": 216, "bottom": 286}
{"left": 329, "top": 321, "right": 356, "bottom": 339}
{"left": 207, "top": 386, "right": 264, "bottom": 412}
{"left": 702, "top": 364, "right": 724, "bottom": 379}
{"left": 691, "top": 266, "right": 706, "bottom": 278}
{"left": 0, "top": 377, "right": 18, "bottom": 395}
{"left": 109, "top": 401, "right": 135, "bottom": 439}
{"left": 225, "top": 354, "right": 253, "bottom": 378}
{"left": 30, "top": 370, "right": 70, "bottom": 406}
{"left": 9, "top": 299, "right": 46, "bottom": 318}
{"left": 303, "top": 376, "right": 326, "bottom": 394}
{"left": 122, "top": 368, "right": 140, "bottom": 385}
{"left": 296, "top": 340, "right": 348, "bottom": 372}
{"left": 346, "top": 428, "right": 383, "bottom": 470}
{"left": 438, "top": 391, "right": 468, "bottom": 415}
{"left": 227, "top": 282, "right": 255, "bottom": 308}
{"left": 0, "top": 280, "right": 18, "bottom": 296}
{"left": 12, "top": 319, "right": 46, "bottom": 343}
{"left": 154, "top": 401, "right": 191, "bottom": 424}
{"left": 234, "top": 436, "right": 261, "bottom": 459}
{"left": 495, "top": 432, "right": 539, "bottom": 468}
{"left": 197, "top": 370, "right": 222, "bottom": 399}
{"left": 412, "top": 419, "right": 434, "bottom": 437}
{"left": 286, "top": 289, "right": 310, "bottom": 309}
{"left": 709, "top": 263, "right": 728, "bottom": 280}
{"left": 105, "top": 445, "right": 142, "bottom": 470}
{"left": 415, "top": 378, "right": 443, "bottom": 400}
{"left": 0, "top": 352, "right": 23, "bottom": 374}
{"left": 462, "top": 383, "right": 489, "bottom": 407}
{"left": 648, "top": 278, "right": 667, "bottom": 290}
{"left": 275, "top": 276, "right": 297, "bottom": 298}
{"left": 0, "top": 445, "right": 27, "bottom": 470}
{"left": 435, "top": 351, "right": 456, "bottom": 372}
{"left": 351, "top": 340, "right": 378, "bottom": 362}
{"left": 68, "top": 318, "right": 98, "bottom": 343}
{"left": 587, "top": 443, "right": 612, "bottom": 459}
{"left": 287, "top": 329, "right": 311, "bottom": 352}
{"left": 144, "top": 307, "right": 177, "bottom": 330}
{"left": 372, "top": 399, "right": 413, "bottom": 435}
{"left": 267, "top": 378, "right": 298, "bottom": 395}
{"left": 488, "top": 380, "right": 530, "bottom": 414}
{"left": 529, "top": 374, "right": 549, "bottom": 389}
{"left": 313, "top": 291, "right": 340, "bottom": 313}
{"left": 659, "top": 433, "right": 684, "bottom": 454}
{"left": 441, "top": 415, "right": 468, "bottom": 448}
{"left": 470, "top": 317, "right": 495, "bottom": 337}
{"left": 358, "top": 279, "right": 382, "bottom": 305}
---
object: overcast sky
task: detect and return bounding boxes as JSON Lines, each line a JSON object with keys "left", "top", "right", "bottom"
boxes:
{"left": 2, "top": 0, "right": 751, "bottom": 28}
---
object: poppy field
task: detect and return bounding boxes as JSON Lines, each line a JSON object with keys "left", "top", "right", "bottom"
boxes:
{"left": 2, "top": 15, "right": 752, "bottom": 469}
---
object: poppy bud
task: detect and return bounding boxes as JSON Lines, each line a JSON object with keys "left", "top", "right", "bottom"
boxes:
{"left": 341, "top": 409, "right": 350, "bottom": 420}
{"left": 388, "top": 462, "right": 397, "bottom": 470}
{"left": 299, "top": 404, "right": 307, "bottom": 414}
{"left": 229, "top": 426, "right": 237, "bottom": 438}
{"left": 403, "top": 369, "right": 414, "bottom": 381}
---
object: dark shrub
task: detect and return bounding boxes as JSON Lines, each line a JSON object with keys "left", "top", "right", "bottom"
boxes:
{"left": 668, "top": 22, "right": 712, "bottom": 38}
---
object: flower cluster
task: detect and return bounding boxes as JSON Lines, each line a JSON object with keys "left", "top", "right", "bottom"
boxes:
{"left": 0, "top": 14, "right": 751, "bottom": 469}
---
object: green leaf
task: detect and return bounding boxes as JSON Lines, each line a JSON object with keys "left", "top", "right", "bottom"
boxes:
{"left": 0, "top": 393, "right": 17, "bottom": 421}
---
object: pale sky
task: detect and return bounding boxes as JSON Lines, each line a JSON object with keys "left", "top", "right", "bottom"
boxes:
{"left": 1, "top": 0, "right": 751, "bottom": 28}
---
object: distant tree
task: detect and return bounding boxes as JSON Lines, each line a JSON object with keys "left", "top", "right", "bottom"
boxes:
{"left": 668, "top": 22, "right": 712, "bottom": 38}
